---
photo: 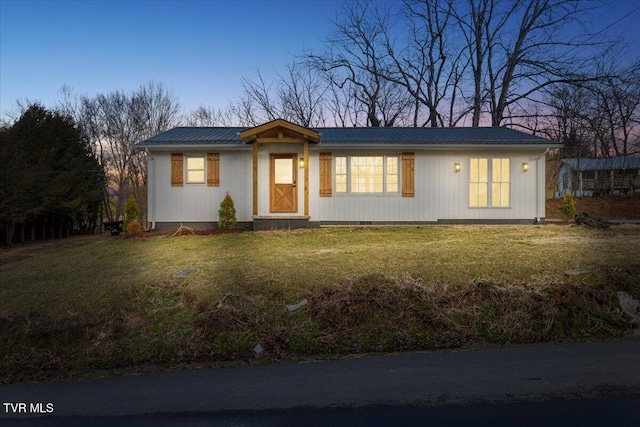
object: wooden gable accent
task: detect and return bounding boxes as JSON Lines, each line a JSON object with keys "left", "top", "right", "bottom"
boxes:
{"left": 171, "top": 153, "right": 183, "bottom": 187}
{"left": 402, "top": 152, "right": 415, "bottom": 197}
{"left": 239, "top": 119, "right": 320, "bottom": 144}
{"left": 207, "top": 153, "right": 220, "bottom": 187}
{"left": 319, "top": 152, "right": 332, "bottom": 197}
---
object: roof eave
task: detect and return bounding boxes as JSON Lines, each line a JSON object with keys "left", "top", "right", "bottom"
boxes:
{"left": 135, "top": 143, "right": 247, "bottom": 150}
{"left": 311, "top": 143, "right": 563, "bottom": 150}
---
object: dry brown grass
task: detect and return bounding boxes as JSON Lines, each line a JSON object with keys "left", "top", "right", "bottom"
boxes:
{"left": 1, "top": 225, "right": 639, "bottom": 384}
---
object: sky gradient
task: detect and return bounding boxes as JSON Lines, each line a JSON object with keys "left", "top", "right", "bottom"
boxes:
{"left": 1, "top": 0, "right": 639, "bottom": 121}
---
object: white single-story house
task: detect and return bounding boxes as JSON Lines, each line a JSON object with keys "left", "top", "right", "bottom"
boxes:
{"left": 134, "top": 119, "right": 561, "bottom": 230}
{"left": 556, "top": 156, "right": 640, "bottom": 197}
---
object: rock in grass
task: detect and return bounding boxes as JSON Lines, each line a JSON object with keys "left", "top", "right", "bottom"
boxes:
{"left": 617, "top": 291, "right": 640, "bottom": 324}
{"left": 564, "top": 269, "right": 592, "bottom": 276}
{"left": 287, "top": 299, "right": 308, "bottom": 312}
{"left": 253, "top": 344, "right": 264, "bottom": 358}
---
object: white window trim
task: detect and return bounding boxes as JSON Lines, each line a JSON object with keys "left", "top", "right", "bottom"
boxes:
{"left": 469, "top": 157, "right": 511, "bottom": 209}
{"left": 185, "top": 155, "right": 206, "bottom": 184}
{"left": 334, "top": 154, "right": 401, "bottom": 195}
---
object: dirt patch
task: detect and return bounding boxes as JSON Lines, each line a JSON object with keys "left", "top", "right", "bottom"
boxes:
{"left": 119, "top": 228, "right": 250, "bottom": 239}
{"left": 546, "top": 195, "right": 640, "bottom": 219}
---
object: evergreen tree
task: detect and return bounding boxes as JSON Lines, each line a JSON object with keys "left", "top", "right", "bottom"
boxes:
{"left": 0, "top": 104, "right": 105, "bottom": 244}
{"left": 124, "top": 194, "right": 140, "bottom": 229}
{"left": 561, "top": 194, "right": 577, "bottom": 222}
{"left": 218, "top": 193, "right": 237, "bottom": 230}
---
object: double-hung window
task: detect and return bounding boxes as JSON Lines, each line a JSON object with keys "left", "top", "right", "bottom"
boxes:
{"left": 186, "top": 156, "right": 205, "bottom": 184}
{"left": 334, "top": 155, "right": 399, "bottom": 194}
{"left": 469, "top": 158, "right": 510, "bottom": 207}
{"left": 491, "top": 158, "right": 510, "bottom": 207}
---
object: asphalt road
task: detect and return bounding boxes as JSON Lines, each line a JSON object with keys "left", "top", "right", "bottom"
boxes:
{"left": 2, "top": 337, "right": 640, "bottom": 423}
{"left": 4, "top": 397, "right": 640, "bottom": 427}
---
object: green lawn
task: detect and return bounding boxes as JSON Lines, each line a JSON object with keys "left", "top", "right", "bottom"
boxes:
{"left": 1, "top": 225, "right": 639, "bottom": 384}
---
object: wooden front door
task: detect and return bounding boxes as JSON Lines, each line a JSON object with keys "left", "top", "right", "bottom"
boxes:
{"left": 270, "top": 154, "right": 298, "bottom": 213}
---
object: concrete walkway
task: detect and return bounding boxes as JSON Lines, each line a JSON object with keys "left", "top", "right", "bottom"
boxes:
{"left": 2, "top": 338, "right": 640, "bottom": 420}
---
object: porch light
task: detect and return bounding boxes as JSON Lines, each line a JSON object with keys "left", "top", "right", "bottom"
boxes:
{"left": 299, "top": 157, "right": 305, "bottom": 168}
{"left": 522, "top": 162, "right": 529, "bottom": 172}
{"left": 454, "top": 162, "right": 461, "bottom": 172}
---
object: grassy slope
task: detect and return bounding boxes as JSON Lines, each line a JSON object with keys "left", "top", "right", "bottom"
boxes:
{"left": 1, "top": 225, "right": 639, "bottom": 384}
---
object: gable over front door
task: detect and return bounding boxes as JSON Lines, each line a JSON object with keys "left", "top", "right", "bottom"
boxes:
{"left": 270, "top": 154, "right": 298, "bottom": 213}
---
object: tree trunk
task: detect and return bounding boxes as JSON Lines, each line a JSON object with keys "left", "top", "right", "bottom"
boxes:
{"left": 5, "top": 221, "right": 14, "bottom": 246}
{"left": 42, "top": 215, "right": 47, "bottom": 240}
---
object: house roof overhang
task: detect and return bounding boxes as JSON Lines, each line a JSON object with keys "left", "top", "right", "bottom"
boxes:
{"left": 239, "top": 119, "right": 320, "bottom": 144}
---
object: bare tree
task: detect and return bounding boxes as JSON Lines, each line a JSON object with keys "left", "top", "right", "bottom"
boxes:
{"left": 277, "top": 62, "right": 328, "bottom": 127}
{"left": 586, "top": 62, "right": 640, "bottom": 157}
{"left": 241, "top": 69, "right": 282, "bottom": 123}
{"left": 324, "top": 75, "right": 358, "bottom": 127}
{"left": 132, "top": 81, "right": 181, "bottom": 141}
{"left": 239, "top": 61, "right": 329, "bottom": 127}
{"left": 183, "top": 104, "right": 236, "bottom": 127}
{"left": 533, "top": 58, "right": 640, "bottom": 158}
{"left": 92, "top": 90, "right": 138, "bottom": 220}
{"left": 69, "top": 82, "right": 181, "bottom": 221}
{"left": 229, "top": 93, "right": 262, "bottom": 127}
{"left": 466, "top": 0, "right": 606, "bottom": 126}
{"left": 453, "top": 0, "right": 496, "bottom": 126}
{"left": 129, "top": 82, "right": 181, "bottom": 196}
{"left": 534, "top": 83, "right": 593, "bottom": 156}
{"left": 382, "top": 0, "right": 463, "bottom": 127}
{"left": 306, "top": 0, "right": 411, "bottom": 126}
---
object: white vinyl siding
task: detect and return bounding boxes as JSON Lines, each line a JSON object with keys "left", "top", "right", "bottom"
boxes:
{"left": 152, "top": 151, "right": 253, "bottom": 223}
{"left": 150, "top": 149, "right": 544, "bottom": 227}
{"left": 311, "top": 150, "right": 542, "bottom": 222}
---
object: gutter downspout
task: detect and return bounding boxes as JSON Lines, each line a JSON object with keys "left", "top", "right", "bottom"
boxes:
{"left": 145, "top": 148, "right": 155, "bottom": 230}
{"left": 535, "top": 148, "right": 549, "bottom": 224}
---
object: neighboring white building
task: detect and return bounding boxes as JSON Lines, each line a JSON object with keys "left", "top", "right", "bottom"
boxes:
{"left": 556, "top": 157, "right": 640, "bottom": 197}
{"left": 135, "top": 119, "right": 561, "bottom": 230}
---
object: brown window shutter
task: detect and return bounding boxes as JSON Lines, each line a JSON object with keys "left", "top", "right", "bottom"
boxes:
{"left": 207, "top": 153, "right": 220, "bottom": 186}
{"left": 319, "top": 152, "right": 332, "bottom": 197}
{"left": 402, "top": 152, "right": 415, "bottom": 197}
{"left": 171, "top": 153, "right": 183, "bottom": 187}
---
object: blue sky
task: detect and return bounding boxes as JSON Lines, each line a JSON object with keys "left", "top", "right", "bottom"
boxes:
{"left": 1, "top": 0, "right": 639, "bottom": 120}
{"left": 0, "top": 0, "right": 337, "bottom": 116}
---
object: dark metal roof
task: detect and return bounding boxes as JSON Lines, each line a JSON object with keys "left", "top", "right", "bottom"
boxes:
{"left": 135, "top": 126, "right": 558, "bottom": 147}
{"left": 138, "top": 127, "right": 244, "bottom": 144}
{"left": 561, "top": 157, "right": 640, "bottom": 170}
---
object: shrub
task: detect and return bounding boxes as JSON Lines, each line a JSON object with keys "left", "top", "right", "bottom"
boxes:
{"left": 218, "top": 192, "right": 237, "bottom": 231}
{"left": 126, "top": 219, "right": 142, "bottom": 235}
{"left": 575, "top": 211, "right": 610, "bottom": 229}
{"left": 124, "top": 194, "right": 140, "bottom": 229}
{"left": 560, "top": 194, "right": 576, "bottom": 222}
